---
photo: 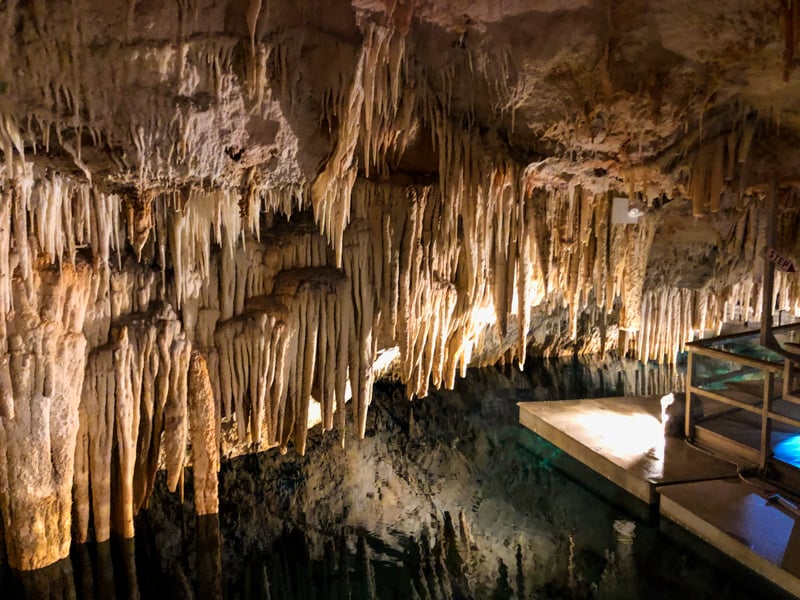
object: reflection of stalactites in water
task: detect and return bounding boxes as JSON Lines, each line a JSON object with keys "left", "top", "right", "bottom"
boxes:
{"left": 72, "top": 543, "right": 94, "bottom": 599}
{"left": 567, "top": 532, "right": 576, "bottom": 593}
{"left": 355, "top": 533, "right": 378, "bottom": 600}
{"left": 6, "top": 557, "right": 75, "bottom": 600}
{"left": 492, "top": 558, "right": 513, "bottom": 600}
{"left": 592, "top": 519, "right": 638, "bottom": 600}
{"left": 118, "top": 538, "right": 140, "bottom": 600}
{"left": 95, "top": 541, "right": 116, "bottom": 600}
{"left": 196, "top": 514, "right": 222, "bottom": 600}
{"left": 3, "top": 537, "right": 147, "bottom": 600}
{"left": 242, "top": 528, "right": 395, "bottom": 599}
{"left": 442, "top": 511, "right": 464, "bottom": 587}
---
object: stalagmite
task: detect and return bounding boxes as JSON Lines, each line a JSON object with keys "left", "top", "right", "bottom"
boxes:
{"left": 113, "top": 326, "right": 138, "bottom": 538}
{"left": 188, "top": 350, "right": 219, "bottom": 515}
{"left": 0, "top": 263, "right": 91, "bottom": 570}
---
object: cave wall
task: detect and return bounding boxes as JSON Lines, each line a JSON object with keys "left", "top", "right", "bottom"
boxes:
{"left": 0, "top": 0, "right": 799, "bottom": 571}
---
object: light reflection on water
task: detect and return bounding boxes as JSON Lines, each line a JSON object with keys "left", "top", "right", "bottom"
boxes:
{"left": 1, "top": 356, "right": 780, "bottom": 599}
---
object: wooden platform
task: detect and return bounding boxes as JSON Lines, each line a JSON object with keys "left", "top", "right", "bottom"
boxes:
{"left": 519, "top": 396, "right": 800, "bottom": 598}
{"left": 518, "top": 396, "right": 738, "bottom": 503}
{"left": 660, "top": 479, "right": 800, "bottom": 598}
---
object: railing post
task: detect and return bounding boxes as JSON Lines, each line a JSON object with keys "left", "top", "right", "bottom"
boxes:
{"left": 760, "top": 180, "right": 776, "bottom": 347}
{"left": 760, "top": 370, "right": 774, "bottom": 471}
{"left": 685, "top": 350, "right": 694, "bottom": 439}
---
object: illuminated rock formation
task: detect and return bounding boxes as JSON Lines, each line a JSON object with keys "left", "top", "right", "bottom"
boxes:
{"left": 0, "top": 0, "right": 799, "bottom": 571}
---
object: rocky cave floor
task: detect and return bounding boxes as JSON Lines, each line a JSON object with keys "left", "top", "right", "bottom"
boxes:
{"left": 1, "top": 357, "right": 784, "bottom": 599}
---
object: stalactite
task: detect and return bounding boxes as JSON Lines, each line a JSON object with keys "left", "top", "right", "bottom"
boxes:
{"left": 214, "top": 298, "right": 293, "bottom": 448}
{"left": 272, "top": 268, "right": 351, "bottom": 453}
{"left": 708, "top": 138, "right": 724, "bottom": 213}
{"left": 618, "top": 218, "right": 656, "bottom": 333}
{"left": 690, "top": 142, "right": 712, "bottom": 216}
{"left": 113, "top": 326, "right": 138, "bottom": 538}
{"left": 310, "top": 46, "right": 364, "bottom": 268}
{"left": 74, "top": 346, "right": 115, "bottom": 543}
{"left": 342, "top": 222, "right": 378, "bottom": 437}
{"left": 69, "top": 299, "right": 193, "bottom": 545}
{"left": 164, "top": 336, "right": 191, "bottom": 495}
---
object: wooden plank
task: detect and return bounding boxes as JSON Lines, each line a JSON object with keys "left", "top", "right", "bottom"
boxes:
{"left": 693, "top": 425, "right": 760, "bottom": 465}
{"left": 768, "top": 411, "right": 800, "bottom": 430}
{"left": 518, "top": 402, "right": 656, "bottom": 503}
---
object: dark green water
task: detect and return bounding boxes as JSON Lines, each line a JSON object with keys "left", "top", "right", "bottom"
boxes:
{"left": 1, "top": 357, "right": 792, "bottom": 599}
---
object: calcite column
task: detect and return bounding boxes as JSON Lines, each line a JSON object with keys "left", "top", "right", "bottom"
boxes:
{"left": 188, "top": 350, "right": 219, "bottom": 515}
{"left": 0, "top": 263, "right": 91, "bottom": 570}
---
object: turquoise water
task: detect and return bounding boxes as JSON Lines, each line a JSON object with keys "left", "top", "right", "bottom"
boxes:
{"left": 708, "top": 335, "right": 785, "bottom": 363}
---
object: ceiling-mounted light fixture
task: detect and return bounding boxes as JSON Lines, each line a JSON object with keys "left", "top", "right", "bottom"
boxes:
{"left": 611, "top": 196, "right": 643, "bottom": 224}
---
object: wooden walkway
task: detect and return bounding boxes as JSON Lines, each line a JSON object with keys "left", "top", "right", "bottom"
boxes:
{"left": 519, "top": 396, "right": 800, "bottom": 598}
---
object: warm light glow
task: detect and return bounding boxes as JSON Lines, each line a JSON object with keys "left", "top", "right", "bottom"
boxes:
{"left": 572, "top": 409, "right": 666, "bottom": 470}
{"left": 660, "top": 392, "right": 675, "bottom": 424}
{"left": 307, "top": 398, "right": 322, "bottom": 429}
{"left": 471, "top": 302, "right": 497, "bottom": 326}
{"left": 373, "top": 346, "right": 400, "bottom": 375}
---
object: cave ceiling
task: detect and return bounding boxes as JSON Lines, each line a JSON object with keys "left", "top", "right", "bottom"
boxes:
{"left": 1, "top": 0, "right": 798, "bottom": 193}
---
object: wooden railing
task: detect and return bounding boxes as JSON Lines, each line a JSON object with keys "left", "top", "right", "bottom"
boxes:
{"left": 685, "top": 323, "right": 800, "bottom": 470}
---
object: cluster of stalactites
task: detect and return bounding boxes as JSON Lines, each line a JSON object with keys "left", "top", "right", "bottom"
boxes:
{"left": 0, "top": 169, "right": 123, "bottom": 331}
{"left": 0, "top": 7, "right": 241, "bottom": 186}
{"left": 74, "top": 303, "right": 191, "bottom": 543}
{"left": 637, "top": 288, "right": 716, "bottom": 363}
{"left": 310, "top": 22, "right": 410, "bottom": 268}
{"left": 347, "top": 175, "right": 665, "bottom": 395}
{"left": 687, "top": 110, "right": 757, "bottom": 216}
{"left": 4, "top": 11, "right": 800, "bottom": 574}
{"left": 637, "top": 272, "right": 800, "bottom": 364}
{"left": 635, "top": 193, "right": 800, "bottom": 363}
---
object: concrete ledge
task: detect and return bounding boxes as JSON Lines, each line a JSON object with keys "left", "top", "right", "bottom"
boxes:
{"left": 518, "top": 429, "right": 658, "bottom": 522}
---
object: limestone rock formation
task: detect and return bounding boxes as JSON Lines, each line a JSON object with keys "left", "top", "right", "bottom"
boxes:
{"left": 0, "top": 0, "right": 798, "bottom": 571}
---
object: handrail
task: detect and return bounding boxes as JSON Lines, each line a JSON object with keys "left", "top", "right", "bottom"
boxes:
{"left": 767, "top": 411, "right": 800, "bottom": 430}
{"left": 686, "top": 326, "right": 799, "bottom": 471}
{"left": 688, "top": 385, "right": 763, "bottom": 416}
{"left": 687, "top": 343, "right": 783, "bottom": 373}
{"left": 686, "top": 322, "right": 800, "bottom": 347}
